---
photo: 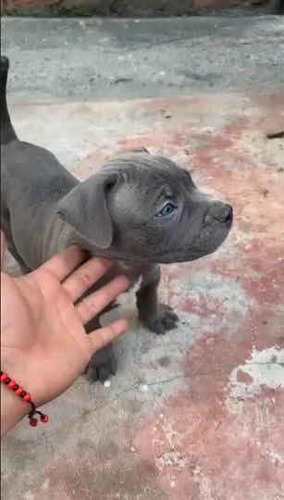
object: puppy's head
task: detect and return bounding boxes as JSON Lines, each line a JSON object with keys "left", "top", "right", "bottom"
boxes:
{"left": 57, "top": 151, "right": 233, "bottom": 263}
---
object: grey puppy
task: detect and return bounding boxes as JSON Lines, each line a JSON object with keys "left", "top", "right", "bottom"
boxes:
{"left": 1, "top": 57, "right": 233, "bottom": 382}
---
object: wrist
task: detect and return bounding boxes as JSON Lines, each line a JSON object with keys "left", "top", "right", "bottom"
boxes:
{"left": 1, "top": 382, "right": 29, "bottom": 438}
{"left": 1, "top": 349, "right": 44, "bottom": 407}
{"left": 1, "top": 369, "right": 50, "bottom": 437}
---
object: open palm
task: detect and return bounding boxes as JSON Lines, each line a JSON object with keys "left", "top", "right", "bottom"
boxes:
{"left": 1, "top": 233, "right": 129, "bottom": 406}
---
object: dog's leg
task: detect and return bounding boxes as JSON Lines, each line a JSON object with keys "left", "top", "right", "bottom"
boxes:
{"left": 7, "top": 245, "right": 32, "bottom": 274}
{"left": 87, "top": 343, "right": 117, "bottom": 383}
{"left": 136, "top": 265, "right": 179, "bottom": 335}
{"left": 85, "top": 306, "right": 118, "bottom": 383}
{"left": 1, "top": 215, "right": 31, "bottom": 274}
{"left": 1, "top": 56, "right": 18, "bottom": 145}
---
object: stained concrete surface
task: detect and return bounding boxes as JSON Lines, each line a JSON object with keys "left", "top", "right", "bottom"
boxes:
{"left": 1, "top": 16, "right": 284, "bottom": 500}
{"left": 1, "top": 16, "right": 284, "bottom": 100}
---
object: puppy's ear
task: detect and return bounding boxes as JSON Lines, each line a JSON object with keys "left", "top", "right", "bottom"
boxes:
{"left": 182, "top": 168, "right": 196, "bottom": 187}
{"left": 57, "top": 172, "right": 117, "bottom": 249}
{"left": 130, "top": 147, "right": 150, "bottom": 154}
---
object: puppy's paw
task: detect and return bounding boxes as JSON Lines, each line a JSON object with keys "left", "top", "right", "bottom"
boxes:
{"left": 86, "top": 346, "right": 117, "bottom": 383}
{"left": 146, "top": 305, "right": 179, "bottom": 335}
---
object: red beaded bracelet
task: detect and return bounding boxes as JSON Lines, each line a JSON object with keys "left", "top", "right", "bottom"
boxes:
{"left": 0, "top": 370, "right": 49, "bottom": 427}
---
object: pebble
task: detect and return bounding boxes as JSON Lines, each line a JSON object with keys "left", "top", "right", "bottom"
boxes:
{"left": 140, "top": 384, "right": 148, "bottom": 392}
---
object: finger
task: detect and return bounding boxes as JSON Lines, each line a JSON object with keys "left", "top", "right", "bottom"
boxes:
{"left": 76, "top": 275, "right": 129, "bottom": 325}
{"left": 88, "top": 318, "right": 129, "bottom": 353}
{"left": 1, "top": 231, "right": 7, "bottom": 269}
{"left": 63, "top": 257, "right": 113, "bottom": 302}
{"left": 38, "top": 245, "right": 87, "bottom": 281}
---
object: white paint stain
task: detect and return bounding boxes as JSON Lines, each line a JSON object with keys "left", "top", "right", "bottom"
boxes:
{"left": 227, "top": 346, "right": 284, "bottom": 413}
{"left": 41, "top": 478, "right": 50, "bottom": 491}
{"left": 193, "top": 465, "right": 215, "bottom": 500}
{"left": 156, "top": 451, "right": 188, "bottom": 471}
{"left": 139, "top": 384, "right": 148, "bottom": 392}
{"left": 264, "top": 450, "right": 284, "bottom": 467}
{"left": 24, "top": 493, "right": 35, "bottom": 500}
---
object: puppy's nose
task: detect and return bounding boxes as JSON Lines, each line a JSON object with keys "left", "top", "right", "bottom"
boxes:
{"left": 204, "top": 203, "right": 233, "bottom": 225}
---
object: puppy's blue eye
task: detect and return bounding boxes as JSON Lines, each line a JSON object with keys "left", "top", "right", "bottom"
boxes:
{"left": 156, "top": 202, "right": 176, "bottom": 217}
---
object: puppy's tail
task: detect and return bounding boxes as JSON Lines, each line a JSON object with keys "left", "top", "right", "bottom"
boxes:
{"left": 1, "top": 56, "right": 18, "bottom": 145}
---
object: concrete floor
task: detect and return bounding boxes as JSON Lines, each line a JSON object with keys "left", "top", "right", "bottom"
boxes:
{"left": 1, "top": 16, "right": 284, "bottom": 100}
{"left": 1, "top": 16, "right": 284, "bottom": 500}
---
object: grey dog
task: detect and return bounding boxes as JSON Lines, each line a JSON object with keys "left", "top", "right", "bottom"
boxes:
{"left": 1, "top": 57, "right": 233, "bottom": 382}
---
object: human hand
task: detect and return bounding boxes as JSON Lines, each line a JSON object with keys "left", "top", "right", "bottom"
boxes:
{"left": 1, "top": 232, "right": 129, "bottom": 432}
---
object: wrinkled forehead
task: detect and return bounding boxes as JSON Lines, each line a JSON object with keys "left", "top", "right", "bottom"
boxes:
{"left": 103, "top": 153, "right": 190, "bottom": 187}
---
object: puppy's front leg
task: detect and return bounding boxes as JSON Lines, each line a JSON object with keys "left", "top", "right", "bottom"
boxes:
{"left": 136, "top": 265, "right": 179, "bottom": 335}
{"left": 87, "top": 343, "right": 117, "bottom": 383}
{"left": 83, "top": 303, "right": 118, "bottom": 382}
